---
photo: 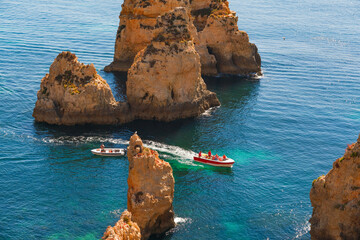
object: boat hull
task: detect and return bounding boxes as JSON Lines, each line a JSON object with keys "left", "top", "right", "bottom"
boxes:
{"left": 91, "top": 148, "right": 126, "bottom": 156}
{"left": 193, "top": 156, "right": 234, "bottom": 167}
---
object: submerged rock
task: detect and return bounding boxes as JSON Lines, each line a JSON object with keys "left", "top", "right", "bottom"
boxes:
{"left": 127, "top": 133, "right": 175, "bottom": 239}
{"left": 32, "top": 52, "right": 130, "bottom": 125}
{"left": 105, "top": 0, "right": 261, "bottom": 76}
{"left": 127, "top": 7, "right": 220, "bottom": 121}
{"left": 102, "top": 210, "right": 141, "bottom": 240}
{"left": 310, "top": 134, "right": 360, "bottom": 239}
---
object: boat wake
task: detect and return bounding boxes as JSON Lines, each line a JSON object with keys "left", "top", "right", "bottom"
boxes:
{"left": 41, "top": 136, "right": 129, "bottom": 145}
{"left": 39, "top": 135, "right": 198, "bottom": 166}
{"left": 143, "top": 140, "right": 199, "bottom": 166}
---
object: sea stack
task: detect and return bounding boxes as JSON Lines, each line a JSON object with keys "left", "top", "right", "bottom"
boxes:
{"left": 127, "top": 133, "right": 175, "bottom": 239}
{"left": 102, "top": 210, "right": 141, "bottom": 240}
{"left": 105, "top": 0, "right": 261, "bottom": 76}
{"left": 192, "top": 0, "right": 261, "bottom": 75}
{"left": 310, "top": 134, "right": 360, "bottom": 239}
{"left": 32, "top": 52, "right": 130, "bottom": 125}
{"left": 127, "top": 7, "right": 220, "bottom": 121}
{"left": 104, "top": 0, "right": 189, "bottom": 72}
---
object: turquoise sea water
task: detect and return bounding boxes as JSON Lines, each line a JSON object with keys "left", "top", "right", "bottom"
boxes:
{"left": 0, "top": 0, "right": 359, "bottom": 239}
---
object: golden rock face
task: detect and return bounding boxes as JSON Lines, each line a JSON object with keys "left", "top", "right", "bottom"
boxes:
{"left": 105, "top": 0, "right": 261, "bottom": 76}
{"left": 33, "top": 39, "right": 219, "bottom": 125}
{"left": 310, "top": 135, "right": 360, "bottom": 240}
{"left": 32, "top": 51, "right": 127, "bottom": 125}
{"left": 127, "top": 133, "right": 175, "bottom": 240}
{"left": 102, "top": 210, "right": 141, "bottom": 240}
{"left": 127, "top": 7, "right": 220, "bottom": 121}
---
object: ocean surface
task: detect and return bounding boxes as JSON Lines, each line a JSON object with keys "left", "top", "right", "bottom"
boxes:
{"left": 0, "top": 0, "right": 359, "bottom": 239}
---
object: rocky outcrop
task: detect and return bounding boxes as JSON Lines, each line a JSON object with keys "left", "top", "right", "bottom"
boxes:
{"left": 34, "top": 47, "right": 218, "bottom": 125}
{"left": 127, "top": 133, "right": 175, "bottom": 239}
{"left": 102, "top": 210, "right": 141, "bottom": 240}
{"left": 105, "top": 0, "right": 261, "bottom": 76}
{"left": 104, "top": 0, "right": 189, "bottom": 72}
{"left": 32, "top": 52, "right": 131, "bottom": 125}
{"left": 193, "top": 0, "right": 261, "bottom": 75}
{"left": 127, "top": 7, "right": 220, "bottom": 121}
{"left": 310, "top": 135, "right": 360, "bottom": 240}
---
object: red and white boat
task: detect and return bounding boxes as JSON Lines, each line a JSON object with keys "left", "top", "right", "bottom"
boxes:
{"left": 193, "top": 152, "right": 234, "bottom": 167}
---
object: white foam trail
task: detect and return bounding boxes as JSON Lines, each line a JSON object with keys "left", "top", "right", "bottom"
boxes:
{"left": 41, "top": 136, "right": 129, "bottom": 145}
{"left": 0, "top": 128, "right": 39, "bottom": 142}
{"left": 143, "top": 140, "right": 199, "bottom": 166}
{"left": 41, "top": 135, "right": 198, "bottom": 166}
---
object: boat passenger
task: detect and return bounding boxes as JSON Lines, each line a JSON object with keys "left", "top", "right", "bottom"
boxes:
{"left": 199, "top": 151, "right": 202, "bottom": 157}
{"left": 223, "top": 155, "right": 226, "bottom": 159}
{"left": 208, "top": 150, "right": 211, "bottom": 157}
{"left": 101, "top": 144, "right": 105, "bottom": 152}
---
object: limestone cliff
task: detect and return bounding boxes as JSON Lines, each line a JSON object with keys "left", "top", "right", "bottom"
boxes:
{"left": 127, "top": 7, "right": 220, "bottom": 121}
{"left": 33, "top": 49, "right": 218, "bottom": 125}
{"left": 32, "top": 52, "right": 130, "bottom": 125}
{"left": 310, "top": 135, "right": 360, "bottom": 240}
{"left": 102, "top": 210, "right": 141, "bottom": 240}
{"left": 193, "top": 0, "right": 261, "bottom": 75}
{"left": 104, "top": 0, "right": 189, "bottom": 72}
{"left": 127, "top": 133, "right": 175, "bottom": 239}
{"left": 105, "top": 0, "right": 261, "bottom": 76}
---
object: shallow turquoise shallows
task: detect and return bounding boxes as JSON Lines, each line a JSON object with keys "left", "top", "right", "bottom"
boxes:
{"left": 0, "top": 0, "right": 359, "bottom": 239}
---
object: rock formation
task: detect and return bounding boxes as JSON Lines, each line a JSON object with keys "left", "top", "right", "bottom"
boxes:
{"left": 102, "top": 210, "right": 141, "bottom": 240}
{"left": 32, "top": 51, "right": 131, "bottom": 125}
{"left": 126, "top": 133, "right": 175, "bottom": 239}
{"left": 127, "top": 7, "right": 220, "bottom": 121}
{"left": 105, "top": 0, "right": 261, "bottom": 76}
{"left": 310, "top": 134, "right": 360, "bottom": 240}
{"left": 192, "top": 0, "right": 261, "bottom": 75}
{"left": 34, "top": 9, "right": 220, "bottom": 125}
{"left": 104, "top": 0, "right": 189, "bottom": 72}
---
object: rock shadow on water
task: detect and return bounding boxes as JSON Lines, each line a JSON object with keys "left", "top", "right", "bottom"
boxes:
{"left": 99, "top": 71, "right": 128, "bottom": 102}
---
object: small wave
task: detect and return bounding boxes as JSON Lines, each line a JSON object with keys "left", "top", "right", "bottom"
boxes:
{"left": 174, "top": 217, "right": 192, "bottom": 225}
{"left": 252, "top": 71, "right": 264, "bottom": 80}
{"left": 201, "top": 106, "right": 220, "bottom": 117}
{"left": 109, "top": 209, "right": 123, "bottom": 218}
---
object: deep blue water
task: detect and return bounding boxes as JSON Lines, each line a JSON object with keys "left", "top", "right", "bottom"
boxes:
{"left": 0, "top": 0, "right": 359, "bottom": 239}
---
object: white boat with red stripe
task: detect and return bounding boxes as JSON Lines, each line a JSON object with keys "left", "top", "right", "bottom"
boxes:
{"left": 91, "top": 148, "right": 126, "bottom": 156}
{"left": 193, "top": 152, "right": 234, "bottom": 167}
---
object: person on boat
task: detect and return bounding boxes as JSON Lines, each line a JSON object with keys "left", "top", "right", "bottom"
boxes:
{"left": 215, "top": 154, "right": 219, "bottom": 160}
{"left": 199, "top": 151, "right": 202, "bottom": 157}
{"left": 208, "top": 150, "right": 211, "bottom": 157}
{"left": 100, "top": 144, "right": 105, "bottom": 152}
{"left": 223, "top": 155, "right": 227, "bottom": 160}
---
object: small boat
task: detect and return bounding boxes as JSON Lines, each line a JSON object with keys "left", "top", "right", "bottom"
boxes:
{"left": 91, "top": 148, "right": 126, "bottom": 156}
{"left": 193, "top": 152, "right": 234, "bottom": 167}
